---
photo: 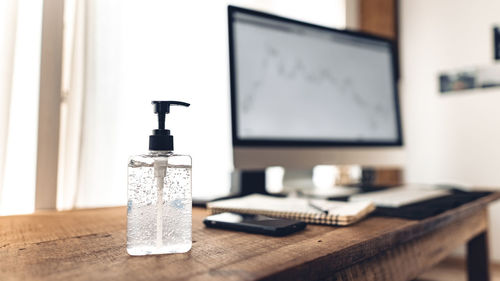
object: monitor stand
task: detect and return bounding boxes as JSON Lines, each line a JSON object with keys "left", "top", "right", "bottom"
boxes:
{"left": 192, "top": 170, "right": 269, "bottom": 207}
{"left": 232, "top": 170, "right": 268, "bottom": 196}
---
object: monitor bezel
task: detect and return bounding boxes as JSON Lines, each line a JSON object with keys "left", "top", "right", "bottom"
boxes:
{"left": 228, "top": 5, "right": 403, "bottom": 147}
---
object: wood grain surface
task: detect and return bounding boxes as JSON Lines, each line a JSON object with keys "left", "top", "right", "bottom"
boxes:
{"left": 1, "top": 192, "right": 499, "bottom": 281}
{"left": 324, "top": 209, "right": 487, "bottom": 281}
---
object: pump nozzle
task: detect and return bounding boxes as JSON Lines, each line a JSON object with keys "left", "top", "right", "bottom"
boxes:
{"left": 149, "top": 101, "right": 190, "bottom": 151}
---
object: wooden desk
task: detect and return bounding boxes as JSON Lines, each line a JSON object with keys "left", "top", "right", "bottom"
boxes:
{"left": 1, "top": 193, "right": 499, "bottom": 281}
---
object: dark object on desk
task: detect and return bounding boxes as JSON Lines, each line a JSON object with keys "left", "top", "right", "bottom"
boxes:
{"left": 346, "top": 183, "right": 398, "bottom": 192}
{"left": 193, "top": 170, "right": 268, "bottom": 207}
{"left": 494, "top": 26, "right": 500, "bottom": 60}
{"left": 359, "top": 167, "right": 403, "bottom": 188}
{"left": 373, "top": 190, "right": 491, "bottom": 220}
{"left": 204, "top": 212, "right": 306, "bottom": 236}
{"left": 231, "top": 170, "right": 268, "bottom": 196}
{"left": 195, "top": 170, "right": 271, "bottom": 207}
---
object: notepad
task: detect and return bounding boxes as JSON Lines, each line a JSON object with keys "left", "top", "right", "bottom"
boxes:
{"left": 207, "top": 194, "right": 375, "bottom": 226}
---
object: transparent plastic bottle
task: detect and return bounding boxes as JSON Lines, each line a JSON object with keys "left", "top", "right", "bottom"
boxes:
{"left": 126, "top": 101, "right": 192, "bottom": 256}
{"left": 127, "top": 151, "right": 192, "bottom": 256}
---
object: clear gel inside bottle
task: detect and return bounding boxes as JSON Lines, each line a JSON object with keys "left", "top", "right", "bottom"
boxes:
{"left": 127, "top": 151, "right": 192, "bottom": 255}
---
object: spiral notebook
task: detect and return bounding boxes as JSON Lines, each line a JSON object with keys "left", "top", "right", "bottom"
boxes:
{"left": 207, "top": 194, "right": 375, "bottom": 226}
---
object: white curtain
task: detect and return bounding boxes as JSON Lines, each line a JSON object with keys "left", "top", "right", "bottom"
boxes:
{"left": 0, "top": 0, "right": 43, "bottom": 215}
{"left": 0, "top": 0, "right": 18, "bottom": 210}
{"left": 56, "top": 0, "right": 87, "bottom": 210}
{"left": 57, "top": 0, "right": 346, "bottom": 209}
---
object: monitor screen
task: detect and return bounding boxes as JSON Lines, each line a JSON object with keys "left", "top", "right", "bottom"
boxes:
{"left": 228, "top": 6, "right": 402, "bottom": 147}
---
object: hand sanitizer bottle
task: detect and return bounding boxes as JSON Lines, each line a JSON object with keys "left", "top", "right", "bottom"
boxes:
{"left": 127, "top": 101, "right": 192, "bottom": 256}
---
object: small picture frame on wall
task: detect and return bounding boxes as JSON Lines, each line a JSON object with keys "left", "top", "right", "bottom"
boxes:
{"left": 439, "top": 65, "right": 500, "bottom": 94}
{"left": 439, "top": 70, "right": 476, "bottom": 93}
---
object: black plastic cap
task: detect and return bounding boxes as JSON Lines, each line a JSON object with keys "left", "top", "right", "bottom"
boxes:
{"left": 149, "top": 101, "right": 190, "bottom": 151}
{"left": 149, "top": 135, "right": 174, "bottom": 151}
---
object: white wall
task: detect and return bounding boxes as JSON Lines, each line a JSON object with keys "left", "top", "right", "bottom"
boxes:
{"left": 66, "top": 0, "right": 347, "bottom": 209}
{"left": 401, "top": 0, "right": 500, "bottom": 261}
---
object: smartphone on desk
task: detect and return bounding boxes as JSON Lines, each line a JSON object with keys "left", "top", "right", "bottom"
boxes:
{"left": 203, "top": 212, "right": 306, "bottom": 236}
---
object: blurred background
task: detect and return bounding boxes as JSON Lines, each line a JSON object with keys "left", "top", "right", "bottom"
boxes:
{"left": 0, "top": 0, "right": 347, "bottom": 214}
{"left": 1, "top": 0, "right": 500, "bottom": 277}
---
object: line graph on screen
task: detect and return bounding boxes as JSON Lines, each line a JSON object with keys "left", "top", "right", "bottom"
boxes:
{"left": 239, "top": 45, "right": 392, "bottom": 133}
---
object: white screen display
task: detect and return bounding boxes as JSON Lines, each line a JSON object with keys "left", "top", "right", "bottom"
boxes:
{"left": 232, "top": 12, "right": 400, "bottom": 143}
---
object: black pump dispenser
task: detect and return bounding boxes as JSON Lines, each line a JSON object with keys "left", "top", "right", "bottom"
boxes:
{"left": 149, "top": 101, "right": 190, "bottom": 151}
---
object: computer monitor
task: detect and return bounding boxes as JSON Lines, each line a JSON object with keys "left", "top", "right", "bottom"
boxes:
{"left": 228, "top": 6, "right": 404, "bottom": 171}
